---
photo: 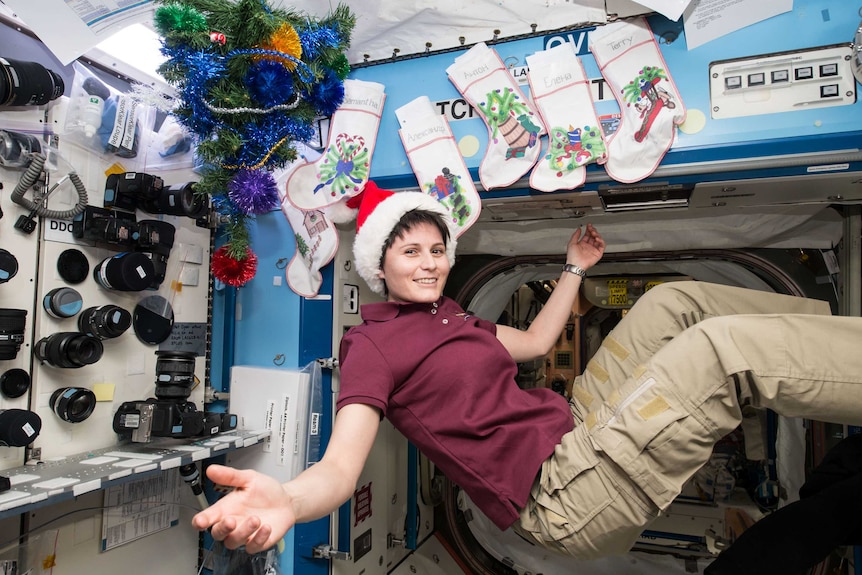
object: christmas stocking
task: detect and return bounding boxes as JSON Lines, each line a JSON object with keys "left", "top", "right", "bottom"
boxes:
{"left": 446, "top": 42, "right": 545, "bottom": 190}
{"left": 526, "top": 42, "right": 608, "bottom": 192}
{"left": 396, "top": 96, "right": 481, "bottom": 237}
{"left": 286, "top": 78, "right": 386, "bottom": 210}
{"left": 280, "top": 198, "right": 340, "bottom": 297}
{"left": 589, "top": 17, "right": 685, "bottom": 183}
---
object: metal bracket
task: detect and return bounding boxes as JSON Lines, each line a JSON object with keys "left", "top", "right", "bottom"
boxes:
{"left": 317, "top": 357, "right": 339, "bottom": 370}
{"left": 311, "top": 544, "right": 351, "bottom": 561}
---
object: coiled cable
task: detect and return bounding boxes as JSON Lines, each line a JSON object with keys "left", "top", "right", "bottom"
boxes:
{"left": 11, "top": 153, "right": 88, "bottom": 219}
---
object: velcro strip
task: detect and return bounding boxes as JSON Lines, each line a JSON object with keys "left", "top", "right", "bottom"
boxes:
{"left": 602, "top": 335, "right": 630, "bottom": 361}
{"left": 572, "top": 385, "right": 595, "bottom": 409}
{"left": 586, "top": 359, "right": 610, "bottom": 383}
{"left": 638, "top": 395, "right": 671, "bottom": 420}
{"left": 607, "top": 389, "right": 622, "bottom": 409}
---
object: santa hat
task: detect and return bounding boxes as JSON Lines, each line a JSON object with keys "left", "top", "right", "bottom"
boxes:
{"left": 349, "top": 181, "right": 457, "bottom": 296}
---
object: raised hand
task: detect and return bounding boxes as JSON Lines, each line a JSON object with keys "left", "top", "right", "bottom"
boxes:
{"left": 567, "top": 223, "right": 605, "bottom": 270}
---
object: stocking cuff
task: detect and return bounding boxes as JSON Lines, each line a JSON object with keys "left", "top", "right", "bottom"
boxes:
{"left": 588, "top": 17, "right": 654, "bottom": 67}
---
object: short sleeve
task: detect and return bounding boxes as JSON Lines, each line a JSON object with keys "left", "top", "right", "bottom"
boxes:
{"left": 337, "top": 330, "right": 395, "bottom": 416}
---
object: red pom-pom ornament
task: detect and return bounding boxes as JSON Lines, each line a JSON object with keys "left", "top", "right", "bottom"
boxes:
{"left": 212, "top": 245, "right": 258, "bottom": 287}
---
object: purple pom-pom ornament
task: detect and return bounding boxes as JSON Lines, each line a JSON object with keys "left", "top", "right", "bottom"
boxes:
{"left": 227, "top": 169, "right": 280, "bottom": 214}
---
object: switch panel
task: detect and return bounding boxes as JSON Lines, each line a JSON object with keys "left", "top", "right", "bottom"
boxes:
{"left": 709, "top": 43, "right": 856, "bottom": 119}
{"left": 342, "top": 283, "right": 359, "bottom": 314}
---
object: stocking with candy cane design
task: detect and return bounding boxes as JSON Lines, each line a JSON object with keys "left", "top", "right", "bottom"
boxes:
{"left": 286, "top": 78, "right": 385, "bottom": 210}
{"left": 526, "top": 42, "right": 607, "bottom": 192}
{"left": 446, "top": 42, "right": 545, "bottom": 190}
{"left": 589, "top": 17, "right": 685, "bottom": 183}
{"left": 396, "top": 96, "right": 481, "bottom": 236}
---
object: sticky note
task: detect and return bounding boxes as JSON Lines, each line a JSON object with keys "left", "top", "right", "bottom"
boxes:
{"left": 92, "top": 383, "right": 115, "bottom": 401}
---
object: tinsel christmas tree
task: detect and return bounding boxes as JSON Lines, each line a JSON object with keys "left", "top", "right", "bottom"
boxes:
{"left": 153, "top": 0, "right": 355, "bottom": 286}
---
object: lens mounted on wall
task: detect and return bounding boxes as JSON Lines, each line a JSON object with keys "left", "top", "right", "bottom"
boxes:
{"left": 78, "top": 305, "right": 132, "bottom": 339}
{"left": 93, "top": 252, "right": 155, "bottom": 292}
{"left": 49, "top": 387, "right": 96, "bottom": 423}
{"left": 35, "top": 332, "right": 104, "bottom": 368}
{"left": 0, "top": 408, "right": 42, "bottom": 446}
{"left": 0, "top": 57, "right": 64, "bottom": 107}
{"left": 57, "top": 249, "right": 89, "bottom": 284}
{"left": 141, "top": 181, "right": 207, "bottom": 219}
{"left": 154, "top": 350, "right": 197, "bottom": 401}
{"left": 133, "top": 295, "right": 174, "bottom": 345}
{"left": 0, "top": 130, "right": 41, "bottom": 169}
{"left": 43, "top": 287, "right": 84, "bottom": 319}
{"left": 0, "top": 308, "right": 27, "bottom": 360}
{"left": 0, "top": 248, "right": 19, "bottom": 283}
{"left": 0, "top": 368, "right": 30, "bottom": 398}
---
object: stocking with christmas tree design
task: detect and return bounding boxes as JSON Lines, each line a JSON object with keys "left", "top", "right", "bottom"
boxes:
{"left": 446, "top": 42, "right": 545, "bottom": 190}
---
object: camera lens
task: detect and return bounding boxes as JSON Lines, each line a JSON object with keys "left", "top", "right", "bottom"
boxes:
{"left": 93, "top": 252, "right": 155, "bottom": 291}
{"left": 136, "top": 220, "right": 175, "bottom": 288}
{"left": 0, "top": 408, "right": 41, "bottom": 446}
{"left": 154, "top": 351, "right": 196, "bottom": 401}
{"left": 35, "top": 332, "right": 104, "bottom": 368}
{"left": 0, "top": 57, "right": 64, "bottom": 107}
{"left": 49, "top": 387, "right": 96, "bottom": 423}
{"left": 0, "top": 308, "right": 27, "bottom": 360}
{"left": 0, "top": 130, "right": 41, "bottom": 169}
{"left": 141, "top": 182, "right": 207, "bottom": 218}
{"left": 0, "top": 249, "right": 19, "bottom": 283}
{"left": 57, "top": 249, "right": 89, "bottom": 284}
{"left": 43, "top": 287, "right": 84, "bottom": 319}
{"left": 78, "top": 305, "right": 131, "bottom": 339}
{"left": 0, "top": 368, "right": 30, "bottom": 398}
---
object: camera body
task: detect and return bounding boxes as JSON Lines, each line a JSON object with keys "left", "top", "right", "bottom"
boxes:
{"left": 72, "top": 205, "right": 137, "bottom": 248}
{"left": 104, "top": 172, "right": 164, "bottom": 213}
{"left": 72, "top": 206, "right": 175, "bottom": 289}
{"left": 105, "top": 172, "right": 207, "bottom": 220}
{"left": 113, "top": 399, "right": 236, "bottom": 443}
{"left": 112, "top": 351, "right": 237, "bottom": 442}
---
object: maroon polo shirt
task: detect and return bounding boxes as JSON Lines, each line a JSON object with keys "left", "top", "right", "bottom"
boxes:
{"left": 336, "top": 296, "right": 573, "bottom": 530}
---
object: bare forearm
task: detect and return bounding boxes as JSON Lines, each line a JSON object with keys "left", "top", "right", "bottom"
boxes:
{"left": 283, "top": 459, "right": 358, "bottom": 523}
{"left": 521, "top": 270, "right": 581, "bottom": 356}
{"left": 497, "top": 225, "right": 605, "bottom": 363}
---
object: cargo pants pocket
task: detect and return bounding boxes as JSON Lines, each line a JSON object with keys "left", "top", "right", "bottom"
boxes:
{"left": 589, "top": 376, "right": 711, "bottom": 510}
{"left": 523, "top": 424, "right": 615, "bottom": 542}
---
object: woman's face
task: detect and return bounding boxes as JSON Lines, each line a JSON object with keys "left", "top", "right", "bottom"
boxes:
{"left": 379, "top": 222, "right": 450, "bottom": 303}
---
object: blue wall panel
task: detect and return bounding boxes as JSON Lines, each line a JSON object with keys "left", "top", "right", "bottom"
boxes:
{"left": 231, "top": 211, "right": 302, "bottom": 369}
{"left": 347, "top": 0, "right": 862, "bottom": 187}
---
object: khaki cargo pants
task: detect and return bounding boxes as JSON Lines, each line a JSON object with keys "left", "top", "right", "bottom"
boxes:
{"left": 515, "top": 281, "right": 862, "bottom": 559}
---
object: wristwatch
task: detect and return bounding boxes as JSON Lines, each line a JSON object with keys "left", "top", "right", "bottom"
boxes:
{"left": 562, "top": 263, "right": 587, "bottom": 278}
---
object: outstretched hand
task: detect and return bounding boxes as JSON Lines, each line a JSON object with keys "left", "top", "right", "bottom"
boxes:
{"left": 567, "top": 223, "right": 605, "bottom": 271}
{"left": 191, "top": 464, "right": 295, "bottom": 554}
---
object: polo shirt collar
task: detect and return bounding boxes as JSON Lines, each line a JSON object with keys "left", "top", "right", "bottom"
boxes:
{"left": 361, "top": 296, "right": 451, "bottom": 322}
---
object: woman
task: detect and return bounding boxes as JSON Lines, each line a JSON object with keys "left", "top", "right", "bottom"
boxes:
{"left": 193, "top": 183, "right": 862, "bottom": 561}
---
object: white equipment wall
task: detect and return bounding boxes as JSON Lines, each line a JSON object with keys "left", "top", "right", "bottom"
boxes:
{"left": 0, "top": 92, "right": 211, "bottom": 574}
